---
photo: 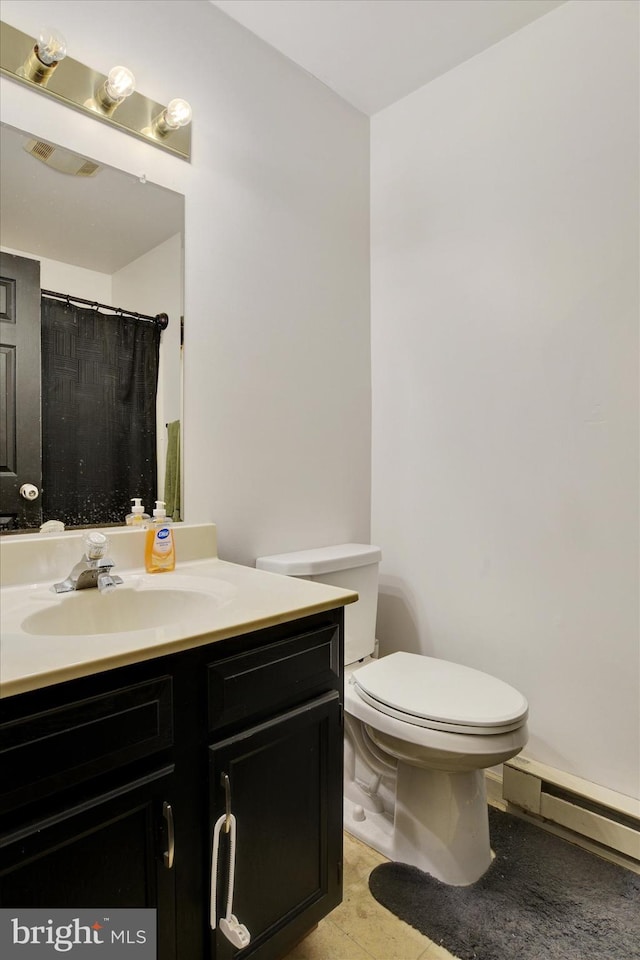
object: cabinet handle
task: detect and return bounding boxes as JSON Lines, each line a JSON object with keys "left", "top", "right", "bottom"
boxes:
{"left": 221, "top": 772, "right": 232, "bottom": 833}
{"left": 163, "top": 801, "right": 175, "bottom": 869}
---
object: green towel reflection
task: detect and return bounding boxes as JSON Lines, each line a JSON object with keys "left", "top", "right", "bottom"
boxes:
{"left": 164, "top": 420, "right": 181, "bottom": 522}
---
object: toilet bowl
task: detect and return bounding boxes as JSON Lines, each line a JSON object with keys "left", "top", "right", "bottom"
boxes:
{"left": 344, "top": 652, "right": 528, "bottom": 884}
{"left": 256, "top": 544, "right": 529, "bottom": 886}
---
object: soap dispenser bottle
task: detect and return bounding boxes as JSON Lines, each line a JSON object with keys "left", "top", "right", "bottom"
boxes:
{"left": 126, "top": 498, "right": 150, "bottom": 526}
{"left": 145, "top": 500, "right": 175, "bottom": 573}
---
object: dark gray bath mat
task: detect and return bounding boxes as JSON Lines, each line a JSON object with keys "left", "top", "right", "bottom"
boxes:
{"left": 368, "top": 807, "right": 640, "bottom": 960}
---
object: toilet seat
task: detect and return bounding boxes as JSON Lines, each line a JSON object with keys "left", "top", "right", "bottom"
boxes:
{"left": 353, "top": 652, "right": 528, "bottom": 735}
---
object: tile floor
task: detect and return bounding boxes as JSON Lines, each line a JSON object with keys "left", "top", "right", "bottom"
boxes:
{"left": 281, "top": 832, "right": 457, "bottom": 960}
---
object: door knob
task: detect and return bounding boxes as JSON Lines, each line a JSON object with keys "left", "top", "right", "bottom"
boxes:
{"left": 20, "top": 483, "right": 40, "bottom": 501}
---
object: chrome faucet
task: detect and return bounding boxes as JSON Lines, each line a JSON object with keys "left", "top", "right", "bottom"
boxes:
{"left": 53, "top": 532, "right": 123, "bottom": 594}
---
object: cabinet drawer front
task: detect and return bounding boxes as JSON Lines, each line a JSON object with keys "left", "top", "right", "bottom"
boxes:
{"left": 207, "top": 625, "right": 340, "bottom": 733}
{"left": 0, "top": 677, "right": 173, "bottom": 813}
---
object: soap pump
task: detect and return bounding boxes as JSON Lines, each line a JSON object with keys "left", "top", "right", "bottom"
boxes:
{"left": 126, "top": 498, "right": 150, "bottom": 526}
{"left": 145, "top": 500, "right": 175, "bottom": 573}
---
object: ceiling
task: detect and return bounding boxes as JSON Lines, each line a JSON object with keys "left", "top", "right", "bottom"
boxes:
{"left": 211, "top": 0, "right": 566, "bottom": 115}
{"left": 0, "top": 123, "right": 184, "bottom": 274}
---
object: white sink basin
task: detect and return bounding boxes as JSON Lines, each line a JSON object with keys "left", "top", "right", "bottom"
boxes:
{"left": 18, "top": 575, "right": 237, "bottom": 637}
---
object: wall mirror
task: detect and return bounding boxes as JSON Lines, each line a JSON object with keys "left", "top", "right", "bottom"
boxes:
{"left": 0, "top": 121, "right": 185, "bottom": 533}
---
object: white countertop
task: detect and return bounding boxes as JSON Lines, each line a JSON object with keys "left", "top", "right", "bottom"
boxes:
{"left": 0, "top": 525, "right": 357, "bottom": 698}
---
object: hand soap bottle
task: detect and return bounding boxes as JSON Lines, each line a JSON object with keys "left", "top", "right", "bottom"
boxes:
{"left": 145, "top": 501, "right": 175, "bottom": 573}
{"left": 126, "top": 498, "right": 150, "bottom": 526}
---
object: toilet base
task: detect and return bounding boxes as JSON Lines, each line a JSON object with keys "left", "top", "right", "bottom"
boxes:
{"left": 344, "top": 762, "right": 493, "bottom": 886}
{"left": 344, "top": 796, "right": 395, "bottom": 861}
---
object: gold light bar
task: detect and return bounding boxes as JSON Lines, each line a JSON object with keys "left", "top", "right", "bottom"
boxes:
{"left": 0, "top": 21, "right": 191, "bottom": 162}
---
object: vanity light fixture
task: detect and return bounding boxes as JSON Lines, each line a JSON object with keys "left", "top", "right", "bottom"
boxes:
{"left": 1, "top": 20, "right": 192, "bottom": 161}
{"left": 150, "top": 98, "right": 193, "bottom": 139}
{"left": 17, "top": 25, "right": 67, "bottom": 86}
{"left": 91, "top": 65, "right": 136, "bottom": 116}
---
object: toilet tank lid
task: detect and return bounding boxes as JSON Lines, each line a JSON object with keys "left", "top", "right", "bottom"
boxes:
{"left": 256, "top": 543, "right": 382, "bottom": 576}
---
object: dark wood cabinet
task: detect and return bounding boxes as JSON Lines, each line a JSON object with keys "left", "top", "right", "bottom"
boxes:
{"left": 0, "top": 608, "right": 345, "bottom": 960}
{"left": 209, "top": 693, "right": 343, "bottom": 960}
{"left": 0, "top": 767, "right": 177, "bottom": 958}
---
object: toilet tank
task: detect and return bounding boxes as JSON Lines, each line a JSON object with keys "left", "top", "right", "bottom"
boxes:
{"left": 256, "top": 544, "right": 382, "bottom": 666}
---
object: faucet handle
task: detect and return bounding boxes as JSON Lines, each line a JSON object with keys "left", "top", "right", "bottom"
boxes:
{"left": 84, "top": 531, "right": 109, "bottom": 560}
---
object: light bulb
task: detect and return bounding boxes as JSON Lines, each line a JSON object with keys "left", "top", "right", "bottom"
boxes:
{"left": 149, "top": 98, "right": 192, "bottom": 139}
{"left": 164, "top": 98, "right": 192, "bottom": 129}
{"left": 89, "top": 65, "right": 136, "bottom": 115}
{"left": 37, "top": 27, "right": 67, "bottom": 66}
{"left": 19, "top": 25, "right": 68, "bottom": 84}
{"left": 105, "top": 66, "right": 135, "bottom": 101}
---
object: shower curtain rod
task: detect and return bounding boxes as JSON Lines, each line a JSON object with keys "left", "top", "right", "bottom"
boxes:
{"left": 41, "top": 289, "right": 169, "bottom": 329}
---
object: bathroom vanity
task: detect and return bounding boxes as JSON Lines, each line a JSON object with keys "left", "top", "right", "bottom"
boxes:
{"left": 0, "top": 525, "right": 357, "bottom": 960}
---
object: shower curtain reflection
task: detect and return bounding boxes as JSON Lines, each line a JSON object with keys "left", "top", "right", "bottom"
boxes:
{"left": 41, "top": 296, "right": 160, "bottom": 526}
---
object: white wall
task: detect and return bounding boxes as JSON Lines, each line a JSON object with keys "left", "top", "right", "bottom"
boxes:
{"left": 1, "top": 246, "right": 112, "bottom": 301}
{"left": 112, "top": 234, "right": 183, "bottom": 497}
{"left": 0, "top": 0, "right": 371, "bottom": 565}
{"left": 5, "top": 0, "right": 635, "bottom": 803}
{"left": 371, "top": 0, "right": 639, "bottom": 798}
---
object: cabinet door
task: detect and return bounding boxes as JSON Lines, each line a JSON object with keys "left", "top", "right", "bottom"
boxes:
{"left": 209, "top": 693, "right": 342, "bottom": 960}
{"left": 0, "top": 767, "right": 177, "bottom": 960}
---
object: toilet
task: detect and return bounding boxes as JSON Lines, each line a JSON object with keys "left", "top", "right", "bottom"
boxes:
{"left": 256, "top": 544, "right": 529, "bottom": 886}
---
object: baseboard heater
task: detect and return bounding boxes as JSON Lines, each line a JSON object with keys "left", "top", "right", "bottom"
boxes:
{"left": 498, "top": 756, "right": 640, "bottom": 862}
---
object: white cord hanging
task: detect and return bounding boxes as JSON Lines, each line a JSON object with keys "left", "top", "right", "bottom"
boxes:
{"left": 210, "top": 812, "right": 251, "bottom": 949}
